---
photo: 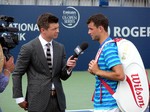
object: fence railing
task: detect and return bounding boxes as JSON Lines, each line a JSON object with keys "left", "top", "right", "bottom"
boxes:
{"left": 0, "top": 0, "right": 149, "bottom": 7}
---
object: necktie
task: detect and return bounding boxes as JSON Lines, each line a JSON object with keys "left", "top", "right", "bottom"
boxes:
{"left": 46, "top": 43, "right": 52, "bottom": 74}
{"left": 46, "top": 43, "right": 55, "bottom": 90}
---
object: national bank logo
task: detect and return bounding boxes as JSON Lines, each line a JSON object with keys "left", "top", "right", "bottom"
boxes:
{"left": 61, "top": 6, "right": 80, "bottom": 28}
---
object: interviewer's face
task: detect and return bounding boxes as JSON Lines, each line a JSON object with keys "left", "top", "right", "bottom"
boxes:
{"left": 87, "top": 22, "right": 100, "bottom": 41}
{"left": 41, "top": 23, "right": 59, "bottom": 41}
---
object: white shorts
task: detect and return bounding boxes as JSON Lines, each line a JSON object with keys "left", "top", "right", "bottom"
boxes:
{"left": 94, "top": 108, "right": 121, "bottom": 112}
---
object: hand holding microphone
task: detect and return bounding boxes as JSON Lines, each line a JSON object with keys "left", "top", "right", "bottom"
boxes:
{"left": 66, "top": 42, "right": 89, "bottom": 70}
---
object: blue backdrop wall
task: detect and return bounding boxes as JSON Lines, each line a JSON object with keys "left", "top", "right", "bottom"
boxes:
{"left": 0, "top": 5, "right": 150, "bottom": 70}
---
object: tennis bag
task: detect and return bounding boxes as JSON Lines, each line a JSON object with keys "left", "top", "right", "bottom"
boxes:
{"left": 97, "top": 38, "right": 149, "bottom": 112}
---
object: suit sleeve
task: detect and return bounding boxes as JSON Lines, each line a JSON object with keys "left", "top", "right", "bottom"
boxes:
{"left": 60, "top": 45, "right": 72, "bottom": 80}
{"left": 12, "top": 44, "right": 31, "bottom": 98}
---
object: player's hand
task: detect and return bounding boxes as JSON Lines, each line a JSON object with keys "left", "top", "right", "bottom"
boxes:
{"left": 88, "top": 60, "right": 99, "bottom": 75}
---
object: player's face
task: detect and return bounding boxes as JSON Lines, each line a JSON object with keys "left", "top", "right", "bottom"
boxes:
{"left": 87, "top": 22, "right": 100, "bottom": 41}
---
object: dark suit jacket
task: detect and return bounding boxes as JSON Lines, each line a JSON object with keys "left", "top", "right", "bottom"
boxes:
{"left": 12, "top": 37, "right": 71, "bottom": 111}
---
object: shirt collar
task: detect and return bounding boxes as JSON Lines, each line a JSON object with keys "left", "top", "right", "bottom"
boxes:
{"left": 38, "top": 35, "right": 53, "bottom": 47}
{"left": 100, "top": 37, "right": 112, "bottom": 48}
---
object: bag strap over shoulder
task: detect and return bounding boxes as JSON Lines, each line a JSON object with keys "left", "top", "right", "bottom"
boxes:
{"left": 99, "top": 77, "right": 115, "bottom": 95}
{"left": 96, "top": 38, "right": 124, "bottom": 94}
{"left": 92, "top": 38, "right": 121, "bottom": 102}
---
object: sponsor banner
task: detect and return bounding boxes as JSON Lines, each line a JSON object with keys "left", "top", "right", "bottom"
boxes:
{"left": 0, "top": 5, "right": 150, "bottom": 70}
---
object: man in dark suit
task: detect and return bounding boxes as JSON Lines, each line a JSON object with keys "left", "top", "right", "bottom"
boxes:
{"left": 12, "top": 13, "right": 77, "bottom": 112}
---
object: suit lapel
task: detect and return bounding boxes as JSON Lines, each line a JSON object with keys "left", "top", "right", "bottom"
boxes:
{"left": 33, "top": 38, "right": 51, "bottom": 75}
{"left": 52, "top": 41, "right": 59, "bottom": 76}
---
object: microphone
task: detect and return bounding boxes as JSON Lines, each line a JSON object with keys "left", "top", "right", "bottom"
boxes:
{"left": 65, "top": 42, "right": 88, "bottom": 70}
{"left": 70, "top": 42, "right": 89, "bottom": 60}
{"left": 0, "top": 25, "right": 19, "bottom": 32}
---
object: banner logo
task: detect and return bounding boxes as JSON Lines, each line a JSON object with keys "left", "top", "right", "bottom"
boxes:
{"left": 61, "top": 6, "right": 80, "bottom": 28}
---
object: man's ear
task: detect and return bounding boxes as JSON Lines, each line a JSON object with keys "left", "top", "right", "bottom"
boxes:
{"left": 98, "top": 26, "right": 104, "bottom": 32}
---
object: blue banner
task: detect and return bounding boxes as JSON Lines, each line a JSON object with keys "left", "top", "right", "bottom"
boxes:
{"left": 0, "top": 5, "right": 150, "bottom": 70}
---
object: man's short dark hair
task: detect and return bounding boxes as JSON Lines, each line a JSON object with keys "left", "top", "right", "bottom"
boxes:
{"left": 87, "top": 13, "right": 109, "bottom": 32}
{"left": 37, "top": 13, "right": 59, "bottom": 30}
